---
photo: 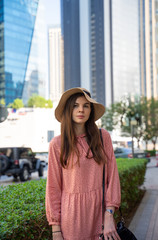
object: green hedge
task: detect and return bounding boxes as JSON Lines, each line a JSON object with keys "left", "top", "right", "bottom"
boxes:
{"left": 0, "top": 179, "right": 51, "bottom": 240}
{"left": 0, "top": 158, "right": 147, "bottom": 240}
{"left": 116, "top": 158, "right": 147, "bottom": 216}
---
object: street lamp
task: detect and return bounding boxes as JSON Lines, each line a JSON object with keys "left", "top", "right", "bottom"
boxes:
{"left": 131, "top": 118, "right": 137, "bottom": 157}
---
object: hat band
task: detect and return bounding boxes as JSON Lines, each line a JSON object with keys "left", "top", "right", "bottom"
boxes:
{"left": 83, "top": 90, "right": 91, "bottom": 97}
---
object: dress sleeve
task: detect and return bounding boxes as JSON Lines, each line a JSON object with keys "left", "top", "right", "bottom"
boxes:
{"left": 45, "top": 138, "right": 62, "bottom": 225}
{"left": 102, "top": 129, "right": 121, "bottom": 210}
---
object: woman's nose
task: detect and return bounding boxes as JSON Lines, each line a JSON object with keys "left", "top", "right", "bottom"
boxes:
{"left": 79, "top": 105, "right": 84, "bottom": 112}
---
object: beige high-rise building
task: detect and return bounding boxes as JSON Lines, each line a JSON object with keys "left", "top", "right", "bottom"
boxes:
{"left": 48, "top": 26, "right": 63, "bottom": 103}
{"left": 140, "top": 0, "right": 158, "bottom": 99}
{"left": 155, "top": 0, "right": 158, "bottom": 98}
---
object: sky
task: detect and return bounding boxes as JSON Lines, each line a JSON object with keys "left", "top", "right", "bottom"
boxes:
{"left": 45, "top": 0, "right": 61, "bottom": 26}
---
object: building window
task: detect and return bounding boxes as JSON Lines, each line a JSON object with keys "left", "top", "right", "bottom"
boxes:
{"left": 47, "top": 130, "right": 54, "bottom": 142}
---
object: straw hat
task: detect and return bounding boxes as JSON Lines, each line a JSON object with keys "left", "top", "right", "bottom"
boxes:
{"left": 55, "top": 87, "right": 105, "bottom": 122}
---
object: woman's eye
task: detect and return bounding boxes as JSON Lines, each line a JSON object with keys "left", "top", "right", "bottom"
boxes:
{"left": 84, "top": 104, "right": 90, "bottom": 108}
{"left": 73, "top": 104, "right": 78, "bottom": 108}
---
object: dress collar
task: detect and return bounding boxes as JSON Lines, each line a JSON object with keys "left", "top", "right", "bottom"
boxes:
{"left": 76, "top": 133, "right": 86, "bottom": 138}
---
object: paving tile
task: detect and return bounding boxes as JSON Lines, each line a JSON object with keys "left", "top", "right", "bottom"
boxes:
{"left": 145, "top": 195, "right": 158, "bottom": 240}
{"left": 129, "top": 189, "right": 158, "bottom": 240}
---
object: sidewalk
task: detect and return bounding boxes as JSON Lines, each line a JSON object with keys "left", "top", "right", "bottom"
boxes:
{"left": 129, "top": 157, "right": 158, "bottom": 240}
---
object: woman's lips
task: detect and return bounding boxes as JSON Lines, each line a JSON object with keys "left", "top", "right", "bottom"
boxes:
{"left": 77, "top": 115, "right": 84, "bottom": 119}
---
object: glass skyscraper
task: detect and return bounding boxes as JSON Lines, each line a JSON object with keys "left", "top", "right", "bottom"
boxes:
{"left": 61, "top": 0, "right": 81, "bottom": 90}
{"left": 48, "top": 26, "right": 63, "bottom": 103}
{"left": 61, "top": 0, "right": 105, "bottom": 106}
{"left": 89, "top": 0, "right": 105, "bottom": 105}
{"left": 61, "top": 0, "right": 142, "bottom": 106}
{"left": 0, "top": 0, "right": 47, "bottom": 105}
{"left": 104, "top": 0, "right": 141, "bottom": 105}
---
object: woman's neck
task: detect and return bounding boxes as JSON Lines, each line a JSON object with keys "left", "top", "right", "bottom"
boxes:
{"left": 74, "top": 124, "right": 86, "bottom": 136}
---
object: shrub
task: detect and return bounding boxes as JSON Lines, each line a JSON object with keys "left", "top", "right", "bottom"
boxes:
{"left": 0, "top": 179, "right": 51, "bottom": 240}
{"left": 116, "top": 158, "right": 147, "bottom": 220}
{"left": 0, "top": 158, "right": 147, "bottom": 239}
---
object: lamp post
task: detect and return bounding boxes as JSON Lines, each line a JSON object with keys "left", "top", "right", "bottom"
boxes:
{"left": 131, "top": 118, "right": 137, "bottom": 157}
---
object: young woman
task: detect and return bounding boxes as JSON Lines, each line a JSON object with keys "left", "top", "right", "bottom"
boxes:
{"left": 46, "top": 87, "right": 121, "bottom": 240}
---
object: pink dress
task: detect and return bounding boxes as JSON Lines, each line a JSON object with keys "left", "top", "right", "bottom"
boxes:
{"left": 46, "top": 128, "right": 121, "bottom": 240}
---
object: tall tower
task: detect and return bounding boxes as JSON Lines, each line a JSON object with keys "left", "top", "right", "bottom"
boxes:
{"left": 61, "top": 0, "right": 105, "bottom": 105}
{"left": 61, "top": 0, "right": 81, "bottom": 90}
{"left": 139, "top": 0, "right": 158, "bottom": 99}
{"left": 154, "top": 0, "right": 158, "bottom": 98}
{"left": 0, "top": 0, "right": 48, "bottom": 105}
{"left": 89, "top": 0, "right": 105, "bottom": 105}
{"left": 104, "top": 0, "right": 141, "bottom": 105}
{"left": 61, "top": 0, "right": 158, "bottom": 106}
{"left": 48, "top": 26, "right": 63, "bottom": 103}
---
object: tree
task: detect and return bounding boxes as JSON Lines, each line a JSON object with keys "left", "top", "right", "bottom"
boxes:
{"left": 147, "top": 97, "right": 158, "bottom": 150}
{"left": 101, "top": 95, "right": 158, "bottom": 150}
{"left": 101, "top": 105, "right": 117, "bottom": 131}
{"left": 0, "top": 98, "right": 8, "bottom": 122}
{"left": 0, "top": 98, "right": 5, "bottom": 106}
{"left": 138, "top": 97, "right": 158, "bottom": 150}
{"left": 12, "top": 98, "right": 24, "bottom": 109}
{"left": 45, "top": 99, "right": 53, "bottom": 108}
{"left": 27, "top": 95, "right": 53, "bottom": 108}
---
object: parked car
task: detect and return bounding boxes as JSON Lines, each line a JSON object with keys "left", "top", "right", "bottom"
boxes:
{"left": 114, "top": 147, "right": 150, "bottom": 162}
{"left": 0, "top": 147, "right": 46, "bottom": 181}
{"left": 114, "top": 147, "right": 131, "bottom": 158}
{"left": 35, "top": 153, "right": 48, "bottom": 165}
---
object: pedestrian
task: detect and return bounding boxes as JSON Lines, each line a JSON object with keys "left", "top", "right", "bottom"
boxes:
{"left": 45, "top": 87, "right": 121, "bottom": 240}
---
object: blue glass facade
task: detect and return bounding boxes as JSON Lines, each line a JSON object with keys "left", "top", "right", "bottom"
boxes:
{"left": 0, "top": 0, "right": 47, "bottom": 105}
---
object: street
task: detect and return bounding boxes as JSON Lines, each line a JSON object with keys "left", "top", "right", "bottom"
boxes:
{"left": 0, "top": 157, "right": 157, "bottom": 188}
{"left": 0, "top": 165, "right": 48, "bottom": 187}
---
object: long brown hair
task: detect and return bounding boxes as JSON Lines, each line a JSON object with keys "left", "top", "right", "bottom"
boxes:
{"left": 60, "top": 93, "right": 106, "bottom": 168}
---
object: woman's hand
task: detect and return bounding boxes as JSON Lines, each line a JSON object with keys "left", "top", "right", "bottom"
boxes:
{"left": 103, "top": 213, "right": 121, "bottom": 240}
{"left": 52, "top": 231, "right": 63, "bottom": 240}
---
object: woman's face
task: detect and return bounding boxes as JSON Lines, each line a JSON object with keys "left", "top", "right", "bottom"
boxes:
{"left": 72, "top": 96, "right": 91, "bottom": 125}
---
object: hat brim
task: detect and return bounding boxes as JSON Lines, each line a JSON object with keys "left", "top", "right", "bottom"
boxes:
{"left": 55, "top": 87, "right": 105, "bottom": 122}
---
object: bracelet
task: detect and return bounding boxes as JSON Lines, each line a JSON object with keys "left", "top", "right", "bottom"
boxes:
{"left": 52, "top": 231, "right": 61, "bottom": 233}
{"left": 105, "top": 209, "right": 114, "bottom": 215}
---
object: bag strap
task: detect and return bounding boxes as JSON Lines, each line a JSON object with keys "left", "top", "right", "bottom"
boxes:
{"left": 99, "top": 129, "right": 105, "bottom": 229}
{"left": 99, "top": 128, "right": 124, "bottom": 223}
